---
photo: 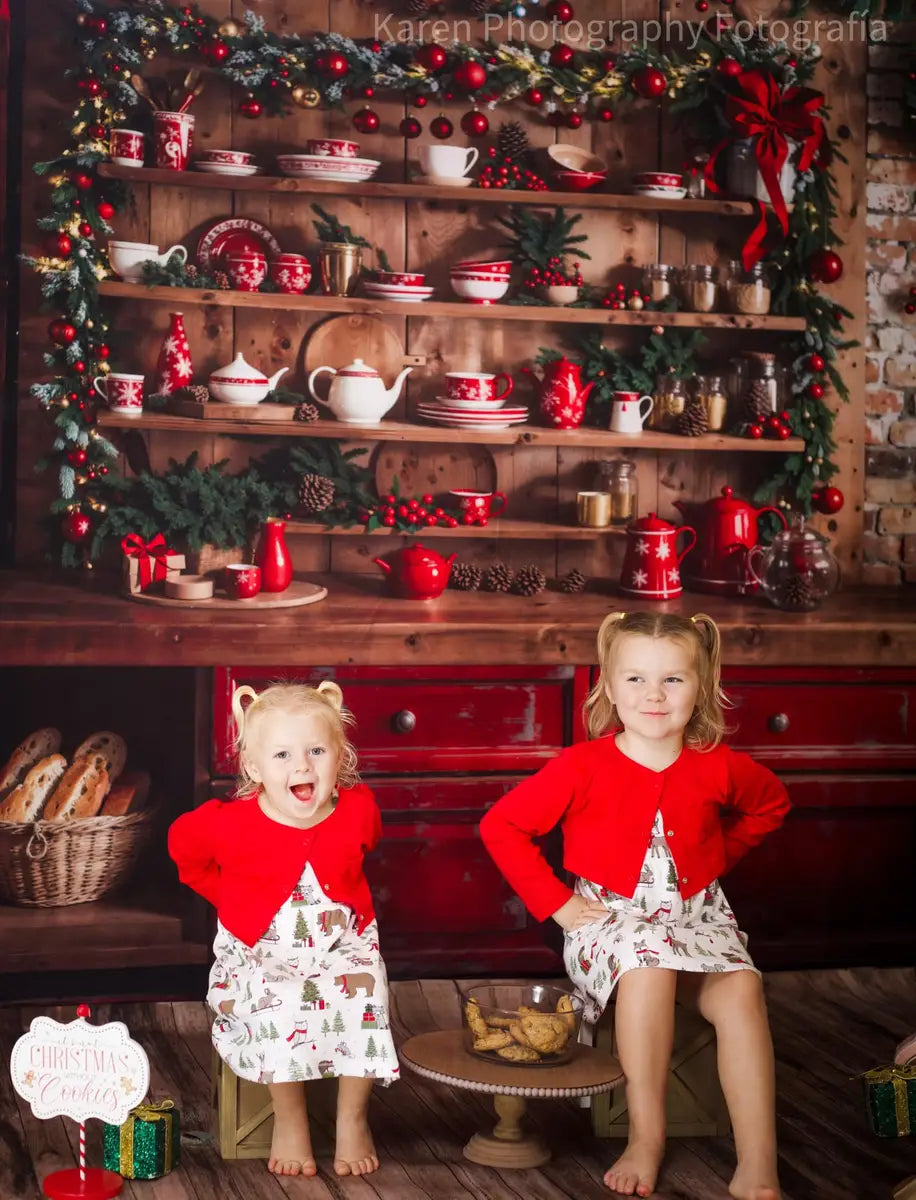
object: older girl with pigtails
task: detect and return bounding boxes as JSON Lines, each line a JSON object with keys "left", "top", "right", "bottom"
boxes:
{"left": 481, "top": 611, "right": 790, "bottom": 1200}
{"left": 169, "top": 681, "right": 397, "bottom": 1180}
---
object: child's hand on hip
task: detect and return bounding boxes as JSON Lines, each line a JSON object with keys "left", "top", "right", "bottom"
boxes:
{"left": 551, "top": 895, "right": 607, "bottom": 931}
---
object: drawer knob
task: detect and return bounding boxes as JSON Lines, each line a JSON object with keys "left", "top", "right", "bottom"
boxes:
{"left": 768, "top": 712, "right": 790, "bottom": 734}
{"left": 392, "top": 709, "right": 417, "bottom": 734}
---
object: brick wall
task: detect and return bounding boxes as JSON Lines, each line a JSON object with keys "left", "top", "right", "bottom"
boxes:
{"left": 865, "top": 23, "right": 916, "bottom": 586}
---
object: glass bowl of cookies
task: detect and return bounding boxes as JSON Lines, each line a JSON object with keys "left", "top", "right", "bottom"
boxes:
{"left": 461, "top": 983, "right": 583, "bottom": 1066}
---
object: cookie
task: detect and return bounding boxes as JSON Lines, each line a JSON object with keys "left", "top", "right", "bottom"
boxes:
{"left": 497, "top": 1044, "right": 541, "bottom": 1063}
{"left": 556, "top": 994, "right": 577, "bottom": 1033}
{"left": 521, "top": 1013, "right": 569, "bottom": 1055}
{"left": 465, "top": 999, "right": 488, "bottom": 1039}
{"left": 473, "top": 1030, "right": 513, "bottom": 1052}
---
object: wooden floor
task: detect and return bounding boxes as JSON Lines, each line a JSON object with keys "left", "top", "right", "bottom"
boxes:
{"left": 1, "top": 968, "right": 913, "bottom": 1200}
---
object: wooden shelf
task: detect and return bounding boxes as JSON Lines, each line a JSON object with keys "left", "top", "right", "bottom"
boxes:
{"left": 288, "top": 518, "right": 626, "bottom": 540}
{"left": 97, "top": 410, "right": 806, "bottom": 452}
{"left": 98, "top": 281, "right": 807, "bottom": 331}
{"left": 98, "top": 163, "right": 757, "bottom": 216}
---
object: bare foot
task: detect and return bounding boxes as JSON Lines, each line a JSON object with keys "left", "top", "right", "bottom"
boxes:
{"left": 268, "top": 1119, "right": 317, "bottom": 1178}
{"left": 604, "top": 1140, "right": 664, "bottom": 1196}
{"left": 729, "top": 1166, "right": 780, "bottom": 1200}
{"left": 334, "top": 1112, "right": 379, "bottom": 1177}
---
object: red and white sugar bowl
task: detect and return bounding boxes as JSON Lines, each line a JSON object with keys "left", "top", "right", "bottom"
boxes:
{"left": 619, "top": 512, "right": 697, "bottom": 601}
{"left": 306, "top": 138, "right": 359, "bottom": 158}
{"left": 226, "top": 250, "right": 267, "bottom": 292}
{"left": 269, "top": 253, "right": 312, "bottom": 294}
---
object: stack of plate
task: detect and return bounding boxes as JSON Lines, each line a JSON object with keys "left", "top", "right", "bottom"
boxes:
{"left": 194, "top": 161, "right": 261, "bottom": 177}
{"left": 362, "top": 280, "right": 434, "bottom": 303}
{"left": 276, "top": 154, "right": 380, "bottom": 182}
{"left": 416, "top": 400, "right": 529, "bottom": 430}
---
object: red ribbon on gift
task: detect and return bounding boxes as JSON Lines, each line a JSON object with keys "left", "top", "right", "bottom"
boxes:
{"left": 705, "top": 70, "right": 827, "bottom": 268}
{"left": 121, "top": 532, "right": 173, "bottom": 590}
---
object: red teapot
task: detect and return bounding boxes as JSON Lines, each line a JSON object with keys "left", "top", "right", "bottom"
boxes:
{"left": 673, "top": 486, "right": 789, "bottom": 596}
{"left": 619, "top": 513, "right": 696, "bottom": 601}
{"left": 373, "top": 543, "right": 457, "bottom": 600}
{"left": 536, "top": 356, "right": 594, "bottom": 429}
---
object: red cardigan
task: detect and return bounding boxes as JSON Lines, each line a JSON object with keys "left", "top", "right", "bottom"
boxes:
{"left": 479, "top": 736, "right": 790, "bottom": 923}
{"left": 168, "top": 784, "right": 381, "bottom": 948}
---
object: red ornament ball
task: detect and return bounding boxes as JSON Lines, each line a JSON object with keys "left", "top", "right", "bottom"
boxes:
{"left": 808, "top": 381, "right": 825, "bottom": 400}
{"left": 74, "top": 173, "right": 94, "bottom": 191}
{"left": 906, "top": 302, "right": 916, "bottom": 315}
{"left": 632, "top": 66, "right": 667, "bottom": 99}
{"left": 813, "top": 485, "right": 844, "bottom": 515}
{"left": 775, "top": 423, "right": 791, "bottom": 440}
{"left": 696, "top": 1, "right": 709, "bottom": 11}
{"left": 49, "top": 320, "right": 77, "bottom": 344}
{"left": 807, "top": 353, "right": 825, "bottom": 372}
{"left": 808, "top": 248, "right": 844, "bottom": 284}
{"left": 546, "top": 0, "right": 574, "bottom": 20}
{"left": 79, "top": 221, "right": 92, "bottom": 237}
{"left": 62, "top": 512, "right": 91, "bottom": 544}
{"left": 595, "top": 104, "right": 615, "bottom": 122}
{"left": 238, "top": 95, "right": 262, "bottom": 119}
{"left": 416, "top": 44, "right": 447, "bottom": 72}
{"left": 566, "top": 111, "right": 583, "bottom": 129}
{"left": 73, "top": 360, "right": 87, "bottom": 374}
{"left": 54, "top": 233, "right": 72, "bottom": 257}
{"left": 362, "top": 86, "right": 374, "bottom": 98}
{"left": 68, "top": 448, "right": 88, "bottom": 467}
{"left": 717, "top": 57, "right": 743, "bottom": 76}
{"left": 76, "top": 1003, "right": 92, "bottom": 1019}
{"left": 353, "top": 106, "right": 380, "bottom": 133}
{"left": 525, "top": 87, "right": 544, "bottom": 106}
{"left": 88, "top": 123, "right": 107, "bottom": 139}
{"left": 97, "top": 344, "right": 110, "bottom": 359}
{"left": 97, "top": 200, "right": 115, "bottom": 220}
{"left": 413, "top": 93, "right": 429, "bottom": 108}
{"left": 460, "top": 108, "right": 489, "bottom": 137}
{"left": 454, "top": 60, "right": 487, "bottom": 91}
{"left": 430, "top": 114, "right": 454, "bottom": 139}
{"left": 549, "top": 43, "right": 575, "bottom": 68}
{"left": 86, "top": 79, "right": 102, "bottom": 97}
{"left": 747, "top": 423, "right": 764, "bottom": 439}
{"left": 399, "top": 116, "right": 422, "bottom": 139}
{"left": 323, "top": 52, "right": 349, "bottom": 79}
{"left": 205, "top": 37, "right": 229, "bottom": 62}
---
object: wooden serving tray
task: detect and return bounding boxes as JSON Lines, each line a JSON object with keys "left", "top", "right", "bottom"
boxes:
{"left": 124, "top": 580, "right": 328, "bottom": 609}
{"left": 167, "top": 397, "right": 298, "bottom": 421}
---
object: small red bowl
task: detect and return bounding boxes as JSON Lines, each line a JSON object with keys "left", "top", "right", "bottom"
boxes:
{"left": 547, "top": 144, "right": 607, "bottom": 174}
{"left": 452, "top": 259, "right": 511, "bottom": 274}
{"left": 306, "top": 138, "right": 359, "bottom": 159}
{"left": 553, "top": 169, "right": 607, "bottom": 192}
{"left": 632, "top": 171, "right": 684, "bottom": 189}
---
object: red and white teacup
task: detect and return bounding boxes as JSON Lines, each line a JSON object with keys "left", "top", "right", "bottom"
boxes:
{"left": 225, "top": 563, "right": 262, "bottom": 600}
{"left": 445, "top": 372, "right": 514, "bottom": 405}
{"left": 92, "top": 372, "right": 145, "bottom": 416}
{"left": 449, "top": 489, "right": 508, "bottom": 526}
{"left": 110, "top": 128, "right": 145, "bottom": 168}
{"left": 269, "top": 253, "right": 311, "bottom": 295}
{"left": 226, "top": 251, "right": 267, "bottom": 292}
{"left": 153, "top": 111, "right": 195, "bottom": 171}
{"left": 306, "top": 138, "right": 359, "bottom": 158}
{"left": 200, "top": 148, "right": 252, "bottom": 166}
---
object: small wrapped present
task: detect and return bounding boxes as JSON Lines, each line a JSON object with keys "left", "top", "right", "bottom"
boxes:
{"left": 121, "top": 532, "right": 185, "bottom": 594}
{"left": 862, "top": 1062, "right": 916, "bottom": 1138}
{"left": 103, "top": 1099, "right": 181, "bottom": 1178}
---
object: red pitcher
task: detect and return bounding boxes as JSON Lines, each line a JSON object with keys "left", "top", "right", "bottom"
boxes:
{"left": 619, "top": 512, "right": 696, "bottom": 601}
{"left": 255, "top": 517, "right": 293, "bottom": 593}
{"left": 537, "top": 356, "right": 594, "bottom": 430}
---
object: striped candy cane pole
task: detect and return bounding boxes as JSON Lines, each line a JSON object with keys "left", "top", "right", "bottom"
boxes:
{"left": 75, "top": 1004, "right": 91, "bottom": 1184}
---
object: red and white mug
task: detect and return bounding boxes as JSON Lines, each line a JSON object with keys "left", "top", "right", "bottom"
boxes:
{"left": 269, "top": 253, "right": 311, "bottom": 295}
{"left": 110, "top": 128, "right": 145, "bottom": 168}
{"left": 92, "top": 372, "right": 145, "bottom": 416}
{"left": 306, "top": 138, "right": 359, "bottom": 158}
{"left": 226, "top": 251, "right": 267, "bottom": 292}
{"left": 224, "top": 563, "right": 262, "bottom": 600}
{"left": 153, "top": 111, "right": 195, "bottom": 171}
{"left": 449, "top": 489, "right": 508, "bottom": 526}
{"left": 445, "top": 371, "right": 514, "bottom": 405}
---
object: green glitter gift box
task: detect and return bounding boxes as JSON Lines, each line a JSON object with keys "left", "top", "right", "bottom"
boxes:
{"left": 103, "top": 1100, "right": 180, "bottom": 1178}
{"left": 862, "top": 1063, "right": 916, "bottom": 1138}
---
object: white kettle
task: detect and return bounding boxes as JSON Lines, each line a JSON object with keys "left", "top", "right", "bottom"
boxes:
{"left": 307, "top": 357, "right": 411, "bottom": 425}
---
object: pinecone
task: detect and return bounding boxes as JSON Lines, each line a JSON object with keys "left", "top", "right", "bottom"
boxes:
{"left": 213, "top": 270, "right": 230, "bottom": 290}
{"left": 482, "top": 561, "right": 514, "bottom": 593}
{"left": 775, "top": 575, "right": 820, "bottom": 612}
{"left": 294, "top": 402, "right": 320, "bottom": 423}
{"left": 559, "top": 568, "right": 586, "bottom": 594}
{"left": 297, "top": 473, "right": 335, "bottom": 514}
{"left": 742, "top": 380, "right": 774, "bottom": 424}
{"left": 677, "top": 398, "right": 709, "bottom": 437}
{"left": 470, "top": 0, "right": 492, "bottom": 14}
{"left": 407, "top": 0, "right": 431, "bottom": 13}
{"left": 173, "top": 383, "right": 210, "bottom": 404}
{"left": 185, "top": 263, "right": 199, "bottom": 283}
{"left": 497, "top": 120, "right": 531, "bottom": 163}
{"left": 513, "top": 564, "right": 547, "bottom": 597}
{"left": 450, "top": 561, "right": 482, "bottom": 591}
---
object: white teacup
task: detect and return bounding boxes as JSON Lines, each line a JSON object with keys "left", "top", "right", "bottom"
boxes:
{"left": 419, "top": 144, "right": 479, "bottom": 179}
{"left": 108, "top": 240, "right": 187, "bottom": 282}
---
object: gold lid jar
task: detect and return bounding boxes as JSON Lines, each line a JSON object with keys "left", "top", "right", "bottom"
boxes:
{"left": 682, "top": 264, "right": 719, "bottom": 313}
{"left": 598, "top": 458, "right": 639, "bottom": 526}
{"left": 725, "top": 260, "right": 772, "bottom": 315}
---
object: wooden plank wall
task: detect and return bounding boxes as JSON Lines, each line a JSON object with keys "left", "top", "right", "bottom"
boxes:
{"left": 14, "top": 0, "right": 865, "bottom": 582}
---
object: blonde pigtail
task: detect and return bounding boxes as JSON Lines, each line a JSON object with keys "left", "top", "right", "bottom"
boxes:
{"left": 231, "top": 686, "right": 260, "bottom": 745}
{"left": 583, "top": 611, "right": 629, "bottom": 739}
{"left": 316, "top": 680, "right": 344, "bottom": 712}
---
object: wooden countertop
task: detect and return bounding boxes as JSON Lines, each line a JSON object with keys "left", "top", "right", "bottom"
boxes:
{"left": 0, "top": 571, "right": 914, "bottom": 667}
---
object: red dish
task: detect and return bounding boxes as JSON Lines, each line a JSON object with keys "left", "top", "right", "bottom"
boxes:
{"left": 552, "top": 169, "right": 607, "bottom": 192}
{"left": 632, "top": 171, "right": 684, "bottom": 188}
{"left": 196, "top": 217, "right": 282, "bottom": 272}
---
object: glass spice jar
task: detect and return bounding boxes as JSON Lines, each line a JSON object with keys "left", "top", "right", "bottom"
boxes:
{"left": 650, "top": 374, "right": 687, "bottom": 431}
{"left": 642, "top": 264, "right": 673, "bottom": 304}
{"left": 692, "top": 374, "right": 728, "bottom": 431}
{"left": 682, "top": 264, "right": 719, "bottom": 313}
{"left": 738, "top": 352, "right": 784, "bottom": 422}
{"left": 598, "top": 459, "right": 639, "bottom": 526}
{"left": 726, "top": 260, "right": 772, "bottom": 315}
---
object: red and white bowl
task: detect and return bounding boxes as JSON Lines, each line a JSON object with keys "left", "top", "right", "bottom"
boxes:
{"left": 632, "top": 171, "right": 684, "bottom": 189}
{"left": 547, "top": 144, "right": 607, "bottom": 174}
{"left": 449, "top": 276, "right": 510, "bottom": 303}
{"left": 200, "top": 149, "right": 253, "bottom": 166}
{"left": 553, "top": 168, "right": 607, "bottom": 192}
{"left": 452, "top": 258, "right": 511, "bottom": 275}
{"left": 372, "top": 270, "right": 426, "bottom": 287}
{"left": 306, "top": 138, "right": 359, "bottom": 158}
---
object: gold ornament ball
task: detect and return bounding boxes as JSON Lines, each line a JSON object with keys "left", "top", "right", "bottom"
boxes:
{"left": 292, "top": 85, "right": 321, "bottom": 108}
{"left": 652, "top": 324, "right": 664, "bottom": 335}
{"left": 627, "top": 295, "right": 645, "bottom": 312}
{"left": 218, "top": 18, "right": 241, "bottom": 37}
{"left": 76, "top": 12, "right": 87, "bottom": 24}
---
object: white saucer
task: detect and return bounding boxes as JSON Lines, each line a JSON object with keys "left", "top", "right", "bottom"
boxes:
{"left": 632, "top": 186, "right": 687, "bottom": 200}
{"left": 194, "top": 162, "right": 261, "bottom": 176}
{"left": 417, "top": 173, "right": 475, "bottom": 189}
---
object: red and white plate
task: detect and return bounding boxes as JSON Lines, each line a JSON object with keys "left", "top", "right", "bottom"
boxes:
{"left": 418, "top": 401, "right": 528, "bottom": 421}
{"left": 276, "top": 154, "right": 380, "bottom": 182}
{"left": 197, "top": 217, "right": 282, "bottom": 272}
{"left": 418, "top": 413, "right": 528, "bottom": 430}
{"left": 362, "top": 281, "right": 434, "bottom": 294}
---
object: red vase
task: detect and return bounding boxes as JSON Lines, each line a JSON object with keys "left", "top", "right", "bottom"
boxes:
{"left": 155, "top": 311, "right": 193, "bottom": 395}
{"left": 255, "top": 518, "right": 293, "bottom": 593}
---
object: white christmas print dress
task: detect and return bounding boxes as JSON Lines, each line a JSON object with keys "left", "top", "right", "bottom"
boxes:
{"left": 208, "top": 862, "right": 399, "bottom": 1085}
{"left": 565, "top": 810, "right": 758, "bottom": 1024}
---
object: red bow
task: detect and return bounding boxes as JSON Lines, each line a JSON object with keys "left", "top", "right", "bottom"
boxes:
{"left": 706, "top": 70, "right": 826, "bottom": 268}
{"left": 121, "top": 532, "right": 173, "bottom": 590}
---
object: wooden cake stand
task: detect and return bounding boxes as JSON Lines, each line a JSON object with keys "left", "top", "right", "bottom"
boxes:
{"left": 399, "top": 1029, "right": 622, "bottom": 1169}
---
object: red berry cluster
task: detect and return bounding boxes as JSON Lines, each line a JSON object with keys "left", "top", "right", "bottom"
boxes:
{"left": 360, "top": 493, "right": 460, "bottom": 529}
{"left": 523, "top": 258, "right": 583, "bottom": 290}
{"left": 745, "top": 411, "right": 793, "bottom": 441}
{"left": 600, "top": 282, "right": 651, "bottom": 310}
{"left": 477, "top": 149, "right": 549, "bottom": 191}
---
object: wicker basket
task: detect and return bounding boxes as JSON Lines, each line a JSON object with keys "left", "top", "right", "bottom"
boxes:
{"left": 0, "top": 810, "right": 155, "bottom": 907}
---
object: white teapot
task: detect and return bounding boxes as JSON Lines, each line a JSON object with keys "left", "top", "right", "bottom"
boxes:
{"left": 209, "top": 352, "right": 289, "bottom": 406}
{"left": 307, "top": 357, "right": 412, "bottom": 425}
{"left": 108, "top": 240, "right": 187, "bottom": 282}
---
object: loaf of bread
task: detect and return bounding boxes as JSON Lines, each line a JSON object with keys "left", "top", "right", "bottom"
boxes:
{"left": 0, "top": 728, "right": 63, "bottom": 797}
{"left": 71, "top": 731, "right": 127, "bottom": 783}
{"left": 0, "top": 754, "right": 68, "bottom": 821}
{"left": 43, "top": 754, "right": 110, "bottom": 821}
{"left": 99, "top": 769, "right": 151, "bottom": 817}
